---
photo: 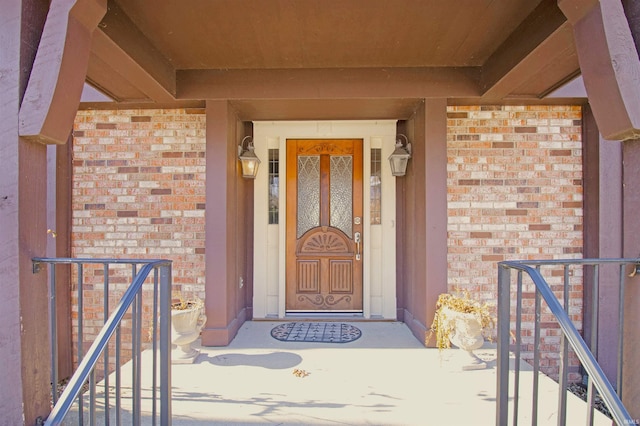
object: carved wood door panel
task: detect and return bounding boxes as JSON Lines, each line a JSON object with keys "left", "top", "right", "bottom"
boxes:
{"left": 286, "top": 139, "right": 363, "bottom": 311}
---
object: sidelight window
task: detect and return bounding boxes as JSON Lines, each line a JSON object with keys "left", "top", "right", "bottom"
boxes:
{"left": 370, "top": 148, "right": 382, "bottom": 224}
{"left": 268, "top": 149, "right": 279, "bottom": 224}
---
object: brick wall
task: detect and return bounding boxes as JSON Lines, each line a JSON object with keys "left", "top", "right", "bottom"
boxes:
{"left": 72, "top": 108, "right": 206, "bottom": 365}
{"left": 446, "top": 105, "right": 583, "bottom": 380}
{"left": 70, "top": 106, "right": 583, "bottom": 380}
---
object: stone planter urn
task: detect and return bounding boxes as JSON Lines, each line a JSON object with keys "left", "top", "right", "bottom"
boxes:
{"left": 171, "top": 302, "right": 206, "bottom": 364}
{"left": 441, "top": 307, "right": 487, "bottom": 371}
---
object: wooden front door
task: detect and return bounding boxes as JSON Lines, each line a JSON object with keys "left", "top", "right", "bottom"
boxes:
{"left": 286, "top": 139, "right": 363, "bottom": 312}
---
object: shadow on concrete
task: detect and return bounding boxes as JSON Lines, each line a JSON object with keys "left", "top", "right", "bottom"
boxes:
{"left": 200, "top": 351, "right": 303, "bottom": 369}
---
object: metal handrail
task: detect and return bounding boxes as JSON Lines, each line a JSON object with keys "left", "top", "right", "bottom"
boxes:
{"left": 33, "top": 258, "right": 173, "bottom": 425}
{"left": 496, "top": 258, "right": 634, "bottom": 426}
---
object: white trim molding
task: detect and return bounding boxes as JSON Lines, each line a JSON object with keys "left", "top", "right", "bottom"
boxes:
{"left": 252, "top": 121, "right": 397, "bottom": 319}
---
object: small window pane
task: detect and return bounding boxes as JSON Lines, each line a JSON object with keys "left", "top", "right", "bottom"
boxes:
{"left": 371, "top": 149, "right": 382, "bottom": 225}
{"left": 330, "top": 155, "right": 353, "bottom": 237}
{"left": 297, "top": 155, "right": 320, "bottom": 237}
{"left": 268, "top": 149, "right": 279, "bottom": 224}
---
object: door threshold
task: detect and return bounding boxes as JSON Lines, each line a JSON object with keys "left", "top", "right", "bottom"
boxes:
{"left": 285, "top": 312, "right": 364, "bottom": 320}
{"left": 254, "top": 314, "right": 396, "bottom": 322}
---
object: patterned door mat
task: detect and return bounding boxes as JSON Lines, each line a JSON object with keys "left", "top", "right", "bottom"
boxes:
{"left": 270, "top": 322, "right": 362, "bottom": 343}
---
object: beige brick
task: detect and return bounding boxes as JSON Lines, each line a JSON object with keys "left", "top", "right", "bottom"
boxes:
{"left": 72, "top": 109, "right": 207, "bottom": 370}
{"left": 447, "top": 105, "right": 582, "bottom": 381}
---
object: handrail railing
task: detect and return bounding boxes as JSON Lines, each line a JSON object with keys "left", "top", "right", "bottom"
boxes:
{"left": 33, "top": 257, "right": 173, "bottom": 425}
{"left": 496, "top": 258, "right": 634, "bottom": 426}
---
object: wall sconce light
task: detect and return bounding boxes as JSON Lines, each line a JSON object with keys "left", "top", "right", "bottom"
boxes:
{"left": 388, "top": 134, "right": 412, "bottom": 177}
{"left": 238, "top": 135, "right": 261, "bottom": 179}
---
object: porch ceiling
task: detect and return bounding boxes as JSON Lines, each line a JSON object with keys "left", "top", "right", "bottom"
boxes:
{"left": 82, "top": 0, "right": 582, "bottom": 118}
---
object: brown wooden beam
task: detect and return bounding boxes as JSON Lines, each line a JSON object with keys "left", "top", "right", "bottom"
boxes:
{"left": 560, "top": 0, "right": 640, "bottom": 140}
{"left": 481, "top": 0, "right": 575, "bottom": 99}
{"left": 177, "top": 67, "right": 481, "bottom": 100}
{"left": 19, "top": 0, "right": 106, "bottom": 145}
{"left": 559, "top": 0, "right": 599, "bottom": 22}
{"left": 90, "top": 1, "right": 176, "bottom": 102}
{"left": 623, "top": 0, "right": 640, "bottom": 54}
{"left": 19, "top": 0, "right": 49, "bottom": 102}
{"left": 89, "top": 30, "right": 176, "bottom": 103}
{"left": 50, "top": 140, "right": 74, "bottom": 380}
{"left": 581, "top": 105, "right": 624, "bottom": 386}
{"left": 482, "top": 23, "right": 578, "bottom": 100}
{"left": 0, "top": 1, "right": 27, "bottom": 422}
{"left": 230, "top": 98, "right": 423, "bottom": 121}
{"left": 622, "top": 139, "right": 640, "bottom": 420}
{"left": 620, "top": 2, "right": 640, "bottom": 418}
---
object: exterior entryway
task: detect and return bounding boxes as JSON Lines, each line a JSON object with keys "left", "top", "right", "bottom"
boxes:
{"left": 252, "top": 121, "right": 398, "bottom": 320}
{"left": 285, "top": 139, "right": 363, "bottom": 312}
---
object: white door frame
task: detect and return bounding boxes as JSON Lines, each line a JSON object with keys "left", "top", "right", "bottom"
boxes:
{"left": 252, "top": 121, "right": 397, "bottom": 319}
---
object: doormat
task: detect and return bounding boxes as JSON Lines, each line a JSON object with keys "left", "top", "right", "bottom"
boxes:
{"left": 270, "top": 322, "right": 362, "bottom": 343}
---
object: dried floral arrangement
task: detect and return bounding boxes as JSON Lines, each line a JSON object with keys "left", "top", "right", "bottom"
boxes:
{"left": 429, "top": 291, "right": 495, "bottom": 350}
{"left": 171, "top": 292, "right": 204, "bottom": 311}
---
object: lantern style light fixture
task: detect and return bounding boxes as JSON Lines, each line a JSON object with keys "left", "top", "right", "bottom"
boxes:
{"left": 238, "top": 135, "right": 261, "bottom": 179}
{"left": 388, "top": 134, "right": 412, "bottom": 176}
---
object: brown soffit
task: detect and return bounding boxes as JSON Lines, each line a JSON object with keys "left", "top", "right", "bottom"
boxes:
{"left": 111, "top": 0, "right": 544, "bottom": 69}
{"left": 81, "top": 0, "right": 585, "bottom": 114}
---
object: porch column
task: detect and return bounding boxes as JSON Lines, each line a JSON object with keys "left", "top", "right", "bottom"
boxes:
{"left": 621, "top": 0, "right": 640, "bottom": 416}
{"left": 581, "top": 104, "right": 623, "bottom": 386}
{"left": 48, "top": 140, "right": 75, "bottom": 379}
{"left": 201, "top": 100, "right": 251, "bottom": 346}
{"left": 560, "top": 0, "right": 640, "bottom": 417}
{"left": 622, "top": 140, "right": 640, "bottom": 417}
{"left": 401, "top": 99, "right": 448, "bottom": 346}
{"left": 0, "top": 1, "right": 52, "bottom": 422}
{"left": 0, "top": 2, "right": 27, "bottom": 422}
{"left": 0, "top": 0, "right": 104, "bottom": 421}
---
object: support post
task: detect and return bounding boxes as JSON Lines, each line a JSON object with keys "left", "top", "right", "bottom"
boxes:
{"left": 401, "top": 99, "right": 448, "bottom": 345}
{"left": 622, "top": 139, "right": 640, "bottom": 419}
{"left": 201, "top": 100, "right": 249, "bottom": 346}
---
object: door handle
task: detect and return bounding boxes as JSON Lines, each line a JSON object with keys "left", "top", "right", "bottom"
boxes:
{"left": 354, "top": 232, "right": 361, "bottom": 260}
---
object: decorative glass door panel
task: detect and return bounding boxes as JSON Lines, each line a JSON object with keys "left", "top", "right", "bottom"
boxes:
{"left": 286, "top": 139, "right": 363, "bottom": 311}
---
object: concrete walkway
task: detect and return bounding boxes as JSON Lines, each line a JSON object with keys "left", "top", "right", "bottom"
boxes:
{"left": 66, "top": 321, "right": 611, "bottom": 425}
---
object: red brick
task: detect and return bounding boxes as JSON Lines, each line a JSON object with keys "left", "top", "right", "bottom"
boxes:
{"left": 514, "top": 126, "right": 538, "bottom": 133}
{"left": 150, "top": 189, "right": 172, "bottom": 195}
{"left": 96, "top": 123, "right": 117, "bottom": 129}
{"left": 131, "top": 116, "right": 151, "bottom": 122}
{"left": 550, "top": 149, "right": 572, "bottom": 156}
{"left": 529, "top": 224, "right": 551, "bottom": 231}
